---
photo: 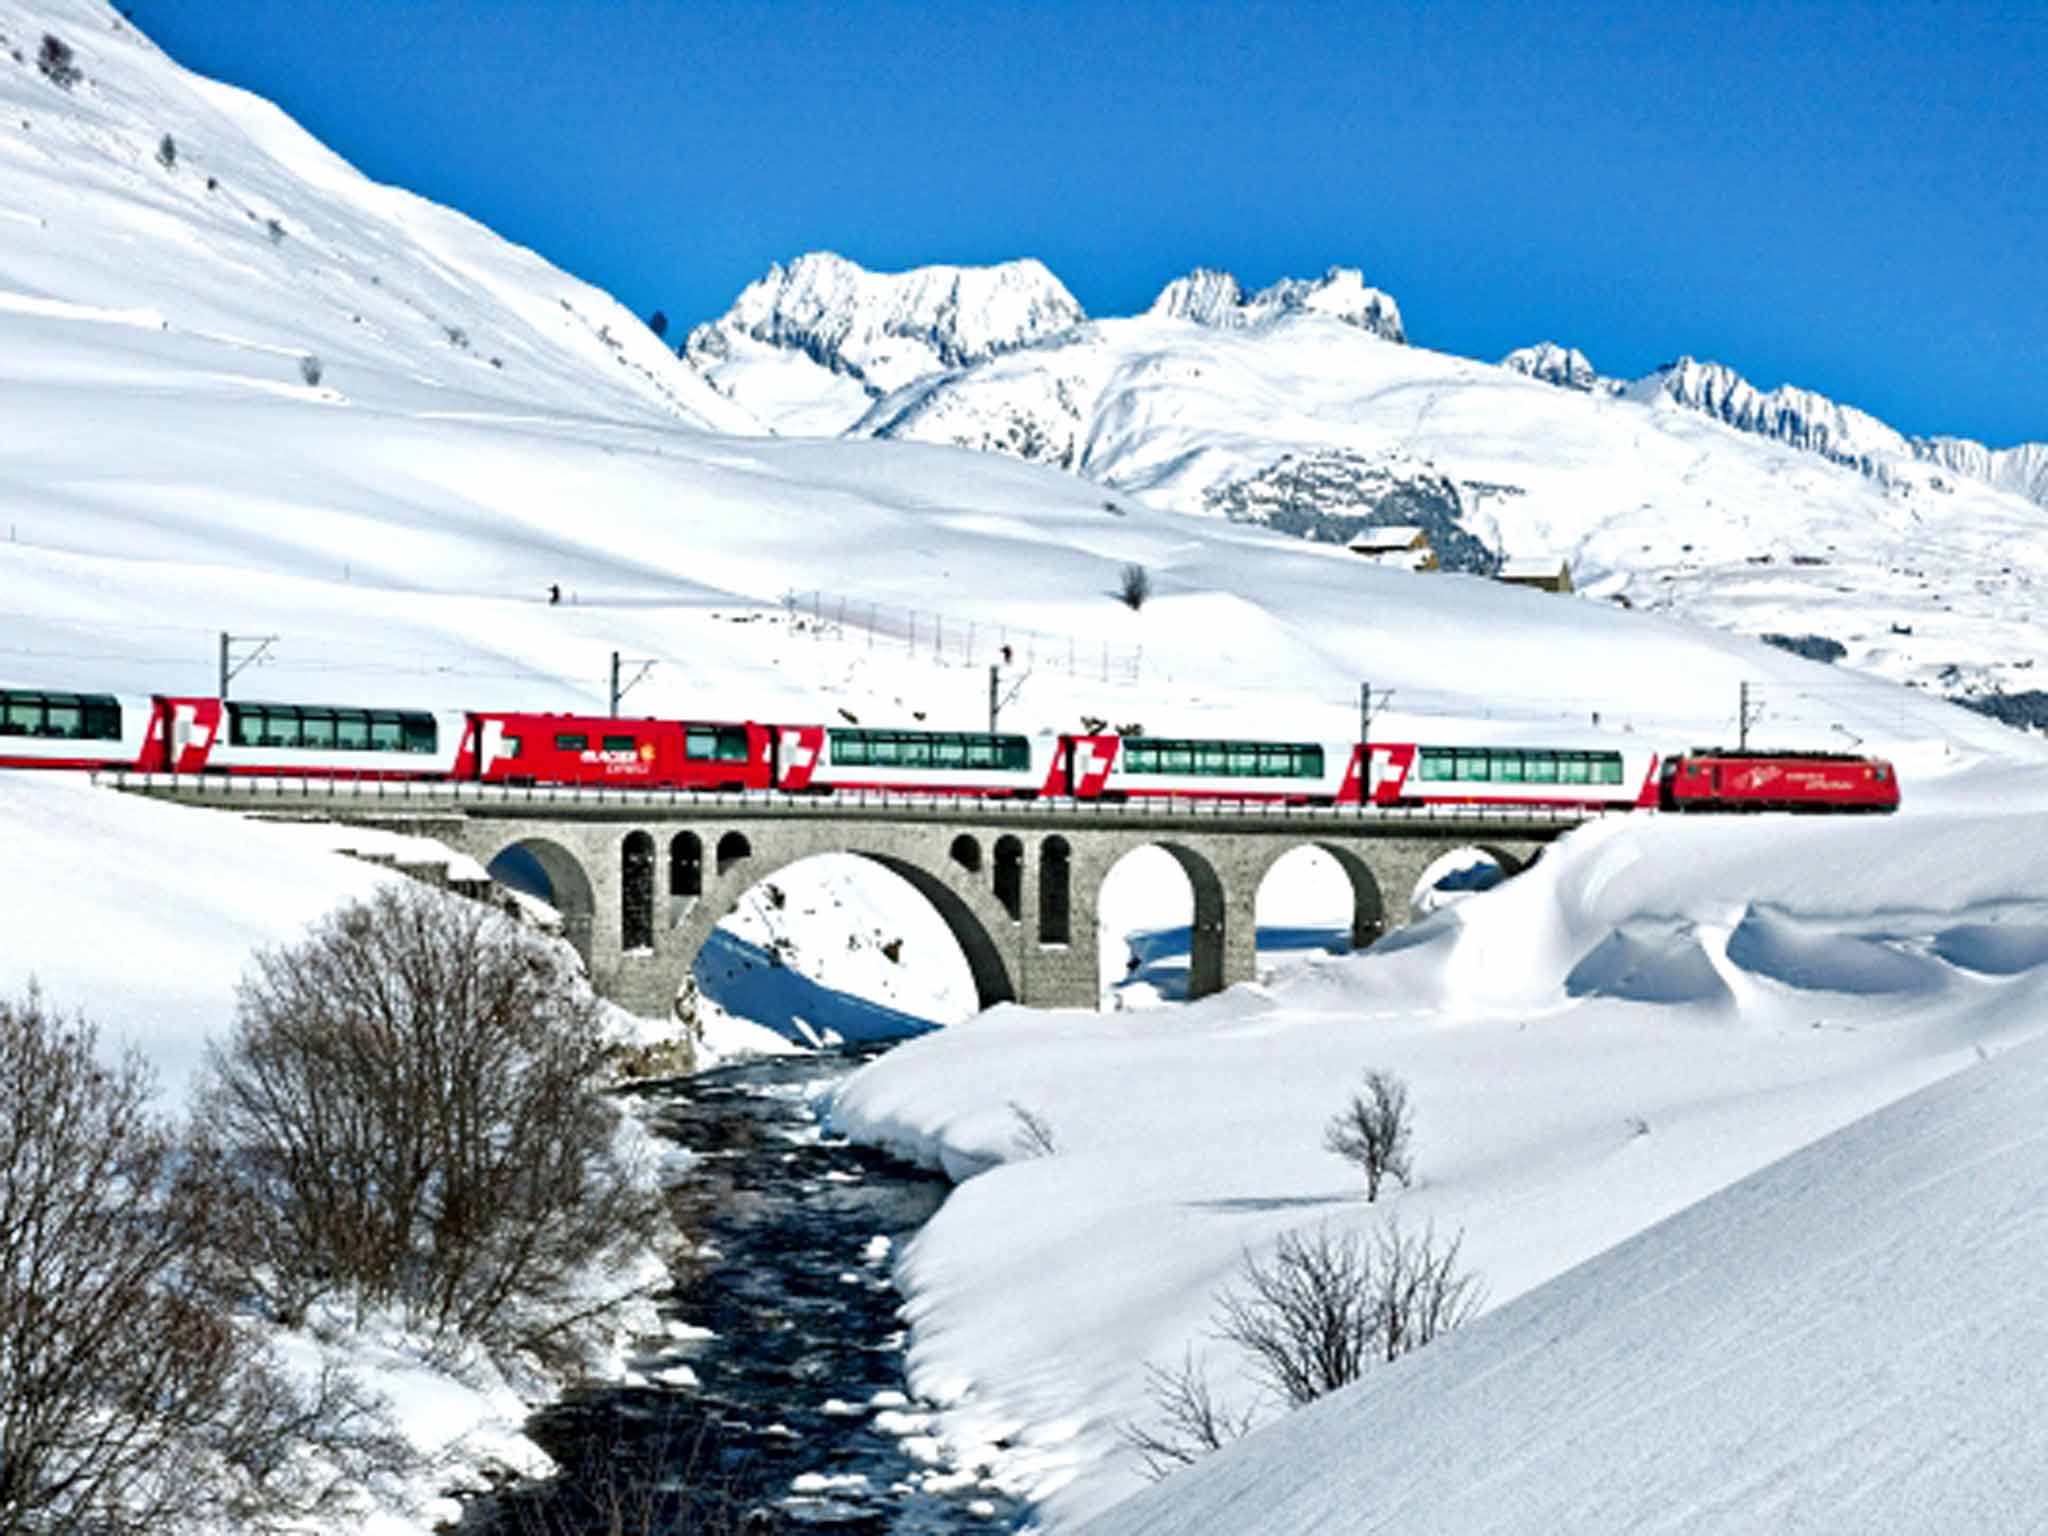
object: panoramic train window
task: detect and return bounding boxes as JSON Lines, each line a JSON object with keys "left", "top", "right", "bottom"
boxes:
{"left": 828, "top": 729, "right": 1030, "bottom": 773}
{"left": 602, "top": 735, "right": 637, "bottom": 752}
{"left": 0, "top": 689, "right": 122, "bottom": 740}
{"left": 686, "top": 725, "right": 752, "bottom": 761}
{"left": 228, "top": 704, "right": 438, "bottom": 753}
{"left": 1119, "top": 738, "right": 1324, "bottom": 778}
{"left": 1415, "top": 747, "right": 1625, "bottom": 784}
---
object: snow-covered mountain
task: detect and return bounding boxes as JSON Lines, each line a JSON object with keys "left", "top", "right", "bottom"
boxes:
{"left": 674, "top": 252, "right": 2048, "bottom": 702}
{"left": 1146, "top": 264, "right": 1405, "bottom": 342}
{"left": 1506, "top": 344, "right": 2048, "bottom": 513}
{"left": 1501, "top": 340, "right": 1598, "bottom": 391}
{"left": 0, "top": 0, "right": 756, "bottom": 436}
{"left": 682, "top": 251, "right": 1084, "bottom": 435}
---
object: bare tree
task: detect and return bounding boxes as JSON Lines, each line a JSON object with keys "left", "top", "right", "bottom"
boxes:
{"left": 156, "top": 132, "right": 176, "bottom": 168}
{"left": 1212, "top": 1218, "right": 1481, "bottom": 1411}
{"left": 1118, "top": 561, "right": 1152, "bottom": 610}
{"left": 1213, "top": 1223, "right": 1380, "bottom": 1408}
{"left": 298, "top": 353, "right": 323, "bottom": 387}
{"left": 1324, "top": 1067, "right": 1414, "bottom": 1201}
{"left": 198, "top": 884, "right": 665, "bottom": 1364}
{"left": 1121, "top": 1348, "right": 1258, "bottom": 1481}
{"left": 0, "top": 987, "right": 401, "bottom": 1536}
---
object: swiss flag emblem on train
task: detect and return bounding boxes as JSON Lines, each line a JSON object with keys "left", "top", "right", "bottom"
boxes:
{"left": 1046, "top": 735, "right": 1119, "bottom": 797}
{"left": 776, "top": 724, "right": 827, "bottom": 790}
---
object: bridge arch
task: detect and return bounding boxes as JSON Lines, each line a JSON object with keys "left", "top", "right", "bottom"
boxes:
{"left": 1252, "top": 841, "right": 1388, "bottom": 952}
{"left": 677, "top": 840, "right": 1019, "bottom": 1015}
{"left": 480, "top": 834, "right": 598, "bottom": 969}
{"left": 1094, "top": 840, "right": 1228, "bottom": 1001}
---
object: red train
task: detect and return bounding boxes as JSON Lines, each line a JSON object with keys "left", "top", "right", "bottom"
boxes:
{"left": 0, "top": 685, "right": 1901, "bottom": 813}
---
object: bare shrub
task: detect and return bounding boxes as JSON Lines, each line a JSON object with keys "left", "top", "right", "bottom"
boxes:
{"left": 197, "top": 884, "right": 664, "bottom": 1364}
{"left": 1118, "top": 561, "right": 1152, "bottom": 610}
{"left": 1372, "top": 1218, "right": 1484, "bottom": 1363}
{"left": 37, "top": 32, "right": 80, "bottom": 88}
{"left": 1121, "top": 1348, "right": 1257, "bottom": 1481}
{"left": 156, "top": 131, "right": 176, "bottom": 168}
{"left": 298, "top": 353, "right": 323, "bottom": 387}
{"left": 1324, "top": 1067, "right": 1413, "bottom": 1201}
{"left": 0, "top": 987, "right": 402, "bottom": 1534}
{"left": 1213, "top": 1219, "right": 1480, "bottom": 1409}
{"left": 1008, "top": 1099, "right": 1059, "bottom": 1157}
{"left": 264, "top": 216, "right": 285, "bottom": 244}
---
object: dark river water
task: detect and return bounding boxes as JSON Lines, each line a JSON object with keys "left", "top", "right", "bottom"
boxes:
{"left": 462, "top": 1051, "right": 1030, "bottom": 1535}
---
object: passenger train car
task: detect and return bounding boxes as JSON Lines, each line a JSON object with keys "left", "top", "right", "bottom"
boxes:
{"left": 0, "top": 685, "right": 1900, "bottom": 812}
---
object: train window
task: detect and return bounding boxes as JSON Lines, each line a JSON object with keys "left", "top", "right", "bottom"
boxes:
{"left": 715, "top": 726, "right": 751, "bottom": 761}
{"left": 300, "top": 711, "right": 337, "bottom": 750}
{"left": 829, "top": 730, "right": 868, "bottom": 766}
{"left": 401, "top": 715, "right": 436, "bottom": 754}
{"left": 1598, "top": 755, "right": 1624, "bottom": 784}
{"left": 335, "top": 710, "right": 369, "bottom": 751}
{"left": 370, "top": 713, "right": 405, "bottom": 751}
{"left": 1419, "top": 749, "right": 1454, "bottom": 780}
{"left": 44, "top": 701, "right": 80, "bottom": 737}
{"left": 603, "top": 735, "right": 636, "bottom": 752}
{"left": 1455, "top": 751, "right": 1490, "bottom": 781}
{"left": 500, "top": 735, "right": 523, "bottom": 759}
{"left": 1527, "top": 754, "right": 1558, "bottom": 783}
{"left": 1560, "top": 756, "right": 1590, "bottom": 784}
{"left": 686, "top": 727, "right": 715, "bottom": 758}
{"left": 1227, "top": 744, "right": 1260, "bottom": 774}
{"left": 556, "top": 733, "right": 588, "bottom": 752}
{"left": 1495, "top": 753, "right": 1525, "bottom": 781}
{"left": 3, "top": 696, "right": 40, "bottom": 735}
{"left": 900, "top": 735, "right": 933, "bottom": 768}
{"left": 935, "top": 735, "right": 968, "bottom": 768}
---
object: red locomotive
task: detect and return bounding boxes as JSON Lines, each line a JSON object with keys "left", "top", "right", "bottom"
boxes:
{"left": 1660, "top": 749, "right": 1899, "bottom": 813}
{"left": 0, "top": 685, "right": 1900, "bottom": 813}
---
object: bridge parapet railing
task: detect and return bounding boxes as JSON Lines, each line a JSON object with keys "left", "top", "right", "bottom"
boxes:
{"left": 92, "top": 771, "right": 1606, "bottom": 832}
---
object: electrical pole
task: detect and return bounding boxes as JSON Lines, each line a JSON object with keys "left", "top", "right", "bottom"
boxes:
{"left": 988, "top": 661, "right": 1027, "bottom": 732}
{"left": 218, "top": 631, "right": 278, "bottom": 700}
{"left": 1357, "top": 683, "right": 1391, "bottom": 808}
{"left": 1738, "top": 681, "right": 1763, "bottom": 750}
{"left": 610, "top": 651, "right": 655, "bottom": 716}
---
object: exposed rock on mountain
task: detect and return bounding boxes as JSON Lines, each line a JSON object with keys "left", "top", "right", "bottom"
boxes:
{"left": 1503, "top": 341, "right": 1601, "bottom": 392}
{"left": 1627, "top": 356, "right": 1912, "bottom": 477}
{"left": 1913, "top": 436, "right": 2048, "bottom": 508}
{"left": 1148, "top": 265, "right": 1405, "bottom": 343}
{"left": 1201, "top": 451, "right": 1497, "bottom": 571}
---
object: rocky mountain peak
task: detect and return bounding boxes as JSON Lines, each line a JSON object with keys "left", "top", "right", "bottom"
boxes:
{"left": 684, "top": 252, "right": 1086, "bottom": 396}
{"left": 1147, "top": 266, "right": 1405, "bottom": 344}
{"left": 1503, "top": 342, "right": 1601, "bottom": 391}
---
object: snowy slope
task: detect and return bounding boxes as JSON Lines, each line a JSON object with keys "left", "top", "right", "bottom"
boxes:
{"left": 832, "top": 799, "right": 2048, "bottom": 1528}
{"left": 1077, "top": 1021, "right": 2048, "bottom": 1536}
{"left": 0, "top": 0, "right": 756, "bottom": 434}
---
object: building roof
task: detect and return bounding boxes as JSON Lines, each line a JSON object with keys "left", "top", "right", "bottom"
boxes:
{"left": 1346, "top": 526, "right": 1428, "bottom": 551}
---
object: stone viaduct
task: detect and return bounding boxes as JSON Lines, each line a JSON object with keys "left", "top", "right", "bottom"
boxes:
{"left": 105, "top": 778, "right": 1592, "bottom": 1017}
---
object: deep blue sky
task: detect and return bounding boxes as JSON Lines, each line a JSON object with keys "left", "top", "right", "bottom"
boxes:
{"left": 144, "top": 0, "right": 2043, "bottom": 446}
